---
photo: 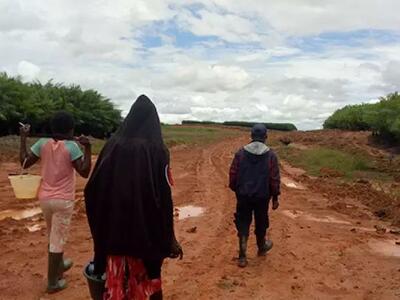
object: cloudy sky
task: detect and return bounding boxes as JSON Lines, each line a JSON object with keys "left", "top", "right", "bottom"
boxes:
{"left": 1, "top": 1, "right": 400, "bottom": 129}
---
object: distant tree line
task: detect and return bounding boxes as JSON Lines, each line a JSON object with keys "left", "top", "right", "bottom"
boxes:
{"left": 182, "top": 120, "right": 297, "bottom": 131}
{"left": 0, "top": 73, "right": 122, "bottom": 138}
{"left": 323, "top": 92, "right": 400, "bottom": 142}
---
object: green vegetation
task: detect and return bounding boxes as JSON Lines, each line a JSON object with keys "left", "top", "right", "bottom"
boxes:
{"left": 181, "top": 120, "right": 219, "bottom": 126}
{"left": 279, "top": 146, "right": 373, "bottom": 178}
{"left": 223, "top": 121, "right": 297, "bottom": 131}
{"left": 0, "top": 125, "right": 240, "bottom": 159}
{"left": 162, "top": 125, "right": 239, "bottom": 146}
{"left": 323, "top": 92, "right": 400, "bottom": 142}
{"left": 94, "top": 125, "right": 239, "bottom": 153}
{"left": 182, "top": 120, "right": 297, "bottom": 131}
{"left": 0, "top": 73, "right": 122, "bottom": 138}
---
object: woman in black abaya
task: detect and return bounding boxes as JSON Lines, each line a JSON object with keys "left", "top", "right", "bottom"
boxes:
{"left": 84, "top": 95, "right": 183, "bottom": 300}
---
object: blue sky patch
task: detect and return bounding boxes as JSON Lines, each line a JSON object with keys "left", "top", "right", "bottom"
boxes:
{"left": 138, "top": 19, "right": 226, "bottom": 49}
{"left": 290, "top": 29, "right": 400, "bottom": 54}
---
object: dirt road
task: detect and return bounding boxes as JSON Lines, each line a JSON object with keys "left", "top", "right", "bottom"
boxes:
{"left": 1, "top": 134, "right": 400, "bottom": 299}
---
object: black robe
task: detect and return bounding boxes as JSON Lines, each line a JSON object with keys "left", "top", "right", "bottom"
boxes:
{"left": 84, "top": 95, "right": 174, "bottom": 273}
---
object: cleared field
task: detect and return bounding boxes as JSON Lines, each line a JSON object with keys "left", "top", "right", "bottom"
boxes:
{"left": 0, "top": 125, "right": 241, "bottom": 160}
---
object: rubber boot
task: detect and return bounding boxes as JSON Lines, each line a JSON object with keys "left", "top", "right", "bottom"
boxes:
{"left": 57, "top": 253, "right": 73, "bottom": 281}
{"left": 61, "top": 253, "right": 73, "bottom": 273}
{"left": 238, "top": 236, "right": 248, "bottom": 268}
{"left": 48, "top": 245, "right": 73, "bottom": 274}
{"left": 47, "top": 252, "right": 67, "bottom": 293}
{"left": 150, "top": 290, "right": 163, "bottom": 300}
{"left": 257, "top": 236, "right": 273, "bottom": 257}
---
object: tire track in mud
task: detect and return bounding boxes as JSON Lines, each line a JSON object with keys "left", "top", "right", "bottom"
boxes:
{"left": 164, "top": 138, "right": 242, "bottom": 299}
{"left": 165, "top": 137, "right": 288, "bottom": 299}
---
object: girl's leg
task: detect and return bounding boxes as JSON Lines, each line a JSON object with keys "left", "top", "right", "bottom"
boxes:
{"left": 44, "top": 200, "right": 74, "bottom": 293}
{"left": 49, "top": 200, "right": 74, "bottom": 253}
{"left": 104, "top": 256, "right": 125, "bottom": 300}
{"left": 39, "top": 200, "right": 53, "bottom": 238}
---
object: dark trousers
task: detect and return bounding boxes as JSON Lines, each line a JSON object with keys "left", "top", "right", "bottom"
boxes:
{"left": 234, "top": 195, "right": 270, "bottom": 238}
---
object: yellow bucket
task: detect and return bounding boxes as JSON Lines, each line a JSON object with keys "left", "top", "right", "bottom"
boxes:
{"left": 8, "top": 174, "right": 42, "bottom": 199}
{"left": 8, "top": 159, "right": 41, "bottom": 199}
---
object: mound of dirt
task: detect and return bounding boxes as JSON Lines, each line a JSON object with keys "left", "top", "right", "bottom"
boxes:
{"left": 303, "top": 175, "right": 400, "bottom": 225}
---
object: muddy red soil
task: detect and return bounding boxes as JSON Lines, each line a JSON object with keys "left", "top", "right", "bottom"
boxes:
{"left": 1, "top": 132, "right": 400, "bottom": 299}
{"left": 276, "top": 129, "right": 400, "bottom": 226}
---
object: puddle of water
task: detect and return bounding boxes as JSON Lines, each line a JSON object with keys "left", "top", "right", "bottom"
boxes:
{"left": 282, "top": 210, "right": 381, "bottom": 232}
{"left": 0, "top": 207, "right": 41, "bottom": 221}
{"left": 281, "top": 209, "right": 303, "bottom": 219}
{"left": 26, "top": 224, "right": 42, "bottom": 232}
{"left": 304, "top": 215, "right": 351, "bottom": 225}
{"left": 286, "top": 182, "right": 297, "bottom": 188}
{"left": 357, "top": 227, "right": 377, "bottom": 233}
{"left": 369, "top": 240, "right": 400, "bottom": 257}
{"left": 282, "top": 177, "right": 306, "bottom": 190}
{"left": 175, "top": 205, "right": 204, "bottom": 220}
{"left": 281, "top": 210, "right": 351, "bottom": 225}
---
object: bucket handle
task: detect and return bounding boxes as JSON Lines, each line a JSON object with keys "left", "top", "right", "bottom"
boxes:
{"left": 20, "top": 158, "right": 28, "bottom": 176}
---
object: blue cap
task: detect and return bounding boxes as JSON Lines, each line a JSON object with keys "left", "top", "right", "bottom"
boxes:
{"left": 251, "top": 124, "right": 267, "bottom": 141}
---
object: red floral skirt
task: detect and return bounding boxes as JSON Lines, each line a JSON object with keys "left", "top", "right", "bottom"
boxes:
{"left": 104, "top": 256, "right": 162, "bottom": 300}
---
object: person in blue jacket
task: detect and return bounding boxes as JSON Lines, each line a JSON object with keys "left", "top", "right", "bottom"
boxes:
{"left": 229, "top": 124, "right": 281, "bottom": 268}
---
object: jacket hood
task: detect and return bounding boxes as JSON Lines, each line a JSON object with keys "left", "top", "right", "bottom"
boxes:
{"left": 244, "top": 141, "right": 270, "bottom": 155}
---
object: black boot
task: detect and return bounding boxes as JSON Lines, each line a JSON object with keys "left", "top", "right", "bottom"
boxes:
{"left": 57, "top": 253, "right": 73, "bottom": 281}
{"left": 150, "top": 290, "right": 163, "bottom": 300}
{"left": 256, "top": 236, "right": 273, "bottom": 257}
{"left": 47, "top": 252, "right": 67, "bottom": 293}
{"left": 238, "top": 236, "right": 248, "bottom": 268}
{"left": 60, "top": 253, "right": 73, "bottom": 275}
{"left": 47, "top": 245, "right": 73, "bottom": 276}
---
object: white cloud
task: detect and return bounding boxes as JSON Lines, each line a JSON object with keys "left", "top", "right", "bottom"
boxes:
{"left": 17, "top": 60, "right": 40, "bottom": 81}
{"left": 202, "top": 0, "right": 400, "bottom": 36}
{"left": 382, "top": 60, "right": 400, "bottom": 91}
{"left": 0, "top": 1, "right": 44, "bottom": 32}
{"left": 155, "top": 63, "right": 251, "bottom": 92}
{"left": 177, "top": 9, "right": 262, "bottom": 43}
{"left": 0, "top": 0, "right": 400, "bottom": 130}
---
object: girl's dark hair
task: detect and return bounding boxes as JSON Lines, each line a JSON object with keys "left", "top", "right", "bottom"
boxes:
{"left": 50, "top": 111, "right": 75, "bottom": 135}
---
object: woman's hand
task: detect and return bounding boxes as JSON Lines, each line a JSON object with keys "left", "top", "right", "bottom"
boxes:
{"left": 19, "top": 123, "right": 38, "bottom": 168}
{"left": 19, "top": 124, "right": 31, "bottom": 138}
{"left": 76, "top": 135, "right": 91, "bottom": 147}
{"left": 73, "top": 135, "right": 92, "bottom": 178}
{"left": 169, "top": 239, "right": 183, "bottom": 260}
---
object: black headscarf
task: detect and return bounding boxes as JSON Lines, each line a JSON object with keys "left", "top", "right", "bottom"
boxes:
{"left": 84, "top": 95, "right": 174, "bottom": 273}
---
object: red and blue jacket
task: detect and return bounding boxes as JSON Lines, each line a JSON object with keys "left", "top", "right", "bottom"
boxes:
{"left": 229, "top": 142, "right": 281, "bottom": 198}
